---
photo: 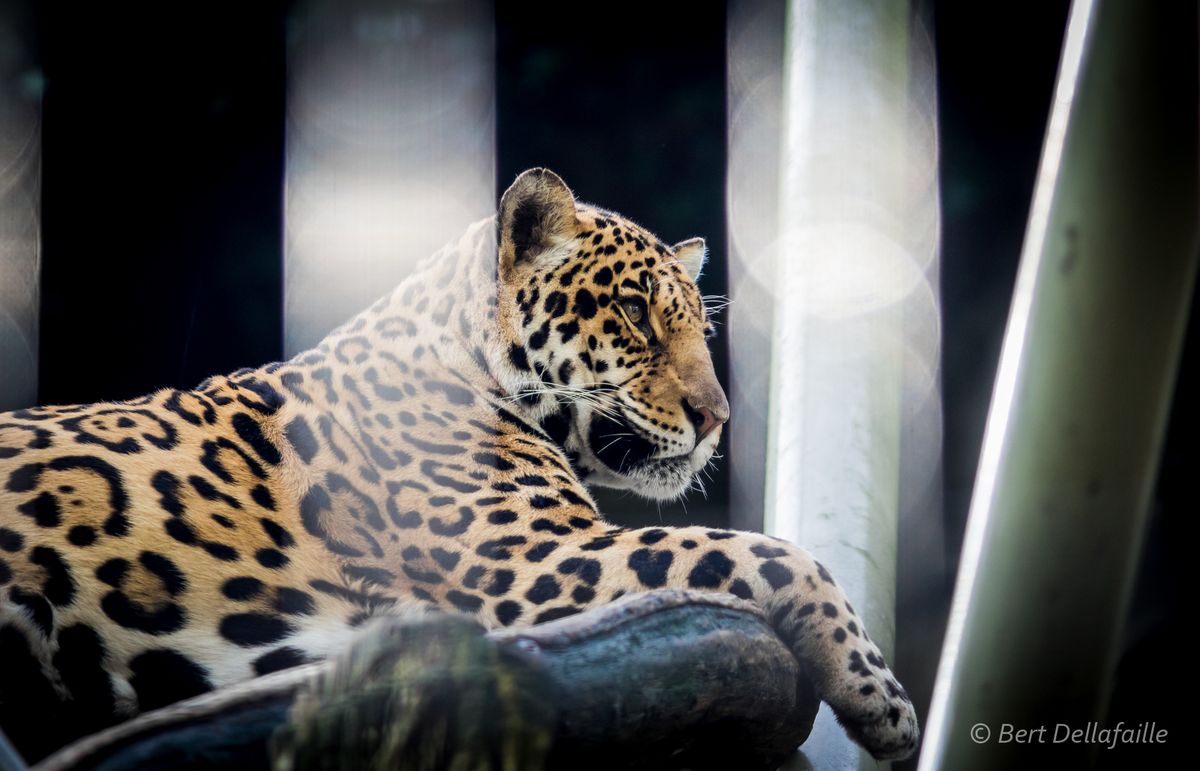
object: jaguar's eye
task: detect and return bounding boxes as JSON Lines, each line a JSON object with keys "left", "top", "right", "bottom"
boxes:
{"left": 622, "top": 300, "right": 644, "bottom": 324}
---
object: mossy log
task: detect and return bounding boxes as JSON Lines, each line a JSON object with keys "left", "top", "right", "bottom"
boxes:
{"left": 34, "top": 590, "right": 819, "bottom": 771}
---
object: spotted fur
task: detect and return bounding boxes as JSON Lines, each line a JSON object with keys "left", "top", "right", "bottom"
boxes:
{"left": 0, "top": 169, "right": 917, "bottom": 761}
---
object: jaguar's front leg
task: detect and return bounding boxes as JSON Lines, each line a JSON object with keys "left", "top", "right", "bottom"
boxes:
{"left": 485, "top": 525, "right": 919, "bottom": 760}
{"left": 703, "top": 530, "right": 920, "bottom": 760}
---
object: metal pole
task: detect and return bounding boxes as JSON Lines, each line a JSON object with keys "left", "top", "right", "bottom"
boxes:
{"left": 284, "top": 0, "right": 495, "bottom": 357}
{"left": 761, "top": 1, "right": 941, "bottom": 768}
{"left": 920, "top": 1, "right": 1199, "bottom": 768}
{"left": 0, "top": 0, "right": 40, "bottom": 411}
{"left": 0, "top": 729, "right": 24, "bottom": 771}
{"left": 726, "top": 0, "right": 785, "bottom": 534}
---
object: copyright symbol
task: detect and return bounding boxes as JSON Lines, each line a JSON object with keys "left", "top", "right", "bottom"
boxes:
{"left": 971, "top": 723, "right": 991, "bottom": 744}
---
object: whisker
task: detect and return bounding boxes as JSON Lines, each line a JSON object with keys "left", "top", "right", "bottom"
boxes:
{"left": 597, "top": 434, "right": 634, "bottom": 455}
{"left": 500, "top": 385, "right": 627, "bottom": 422}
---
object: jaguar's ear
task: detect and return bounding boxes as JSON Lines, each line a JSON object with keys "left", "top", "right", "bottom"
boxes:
{"left": 498, "top": 168, "right": 578, "bottom": 278}
{"left": 672, "top": 237, "right": 708, "bottom": 281}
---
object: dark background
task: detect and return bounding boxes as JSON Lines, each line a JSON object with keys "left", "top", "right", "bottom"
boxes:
{"left": 9, "top": 0, "right": 1194, "bottom": 765}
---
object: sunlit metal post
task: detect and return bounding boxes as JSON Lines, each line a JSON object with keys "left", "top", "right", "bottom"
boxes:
{"left": 726, "top": 0, "right": 784, "bottom": 535}
{"left": 731, "top": 1, "right": 942, "bottom": 767}
{"left": 0, "top": 731, "right": 21, "bottom": 771}
{"left": 284, "top": 0, "right": 495, "bottom": 356}
{"left": 920, "top": 1, "right": 1199, "bottom": 768}
{"left": 0, "top": 2, "right": 40, "bottom": 411}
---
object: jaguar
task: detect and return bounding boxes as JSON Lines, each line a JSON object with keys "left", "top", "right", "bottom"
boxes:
{"left": 0, "top": 168, "right": 918, "bottom": 762}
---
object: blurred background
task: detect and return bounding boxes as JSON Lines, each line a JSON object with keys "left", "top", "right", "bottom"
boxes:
{"left": 0, "top": 1, "right": 1193, "bottom": 768}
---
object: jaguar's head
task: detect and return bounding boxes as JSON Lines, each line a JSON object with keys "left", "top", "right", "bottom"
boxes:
{"left": 495, "top": 168, "right": 728, "bottom": 501}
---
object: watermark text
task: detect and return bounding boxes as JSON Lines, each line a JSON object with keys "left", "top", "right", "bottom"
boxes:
{"left": 970, "top": 722, "right": 1166, "bottom": 749}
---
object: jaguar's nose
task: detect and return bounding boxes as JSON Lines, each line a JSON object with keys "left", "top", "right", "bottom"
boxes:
{"left": 683, "top": 396, "right": 729, "bottom": 441}
{"left": 697, "top": 406, "right": 722, "bottom": 439}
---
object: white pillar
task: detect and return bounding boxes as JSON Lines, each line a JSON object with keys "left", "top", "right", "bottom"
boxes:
{"left": 727, "top": 0, "right": 785, "bottom": 534}
{"left": 920, "top": 1, "right": 1199, "bottom": 768}
{"left": 0, "top": 2, "right": 41, "bottom": 411}
{"left": 284, "top": 0, "right": 495, "bottom": 356}
{"left": 731, "top": 1, "right": 942, "bottom": 767}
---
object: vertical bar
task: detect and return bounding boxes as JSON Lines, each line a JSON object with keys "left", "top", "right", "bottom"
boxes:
{"left": 726, "top": 0, "right": 785, "bottom": 533}
{"left": 0, "top": 729, "right": 23, "bottom": 771}
{"left": 920, "top": 1, "right": 1199, "bottom": 768}
{"left": 730, "top": 0, "right": 942, "bottom": 767}
{"left": 0, "top": 1, "right": 40, "bottom": 411}
{"left": 285, "top": 0, "right": 495, "bottom": 356}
